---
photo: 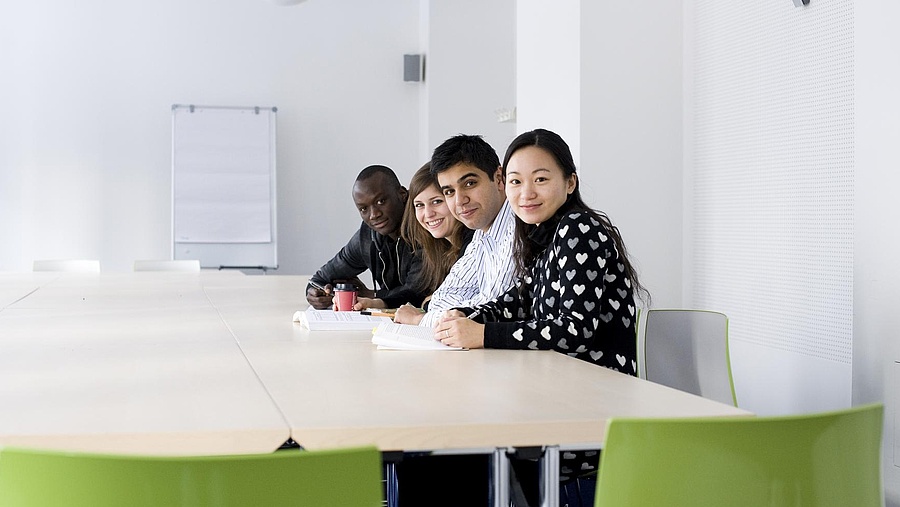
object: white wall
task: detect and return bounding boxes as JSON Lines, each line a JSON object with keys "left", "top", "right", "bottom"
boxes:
{"left": 426, "top": 0, "right": 517, "bottom": 163}
{"left": 683, "top": 0, "right": 899, "bottom": 500}
{"left": 685, "top": 0, "right": 855, "bottom": 416}
{"left": 0, "top": 0, "right": 423, "bottom": 275}
{"left": 516, "top": 0, "right": 581, "bottom": 163}
{"left": 580, "top": 1, "right": 684, "bottom": 310}
{"left": 516, "top": 0, "right": 683, "bottom": 310}
{"left": 855, "top": 1, "right": 900, "bottom": 503}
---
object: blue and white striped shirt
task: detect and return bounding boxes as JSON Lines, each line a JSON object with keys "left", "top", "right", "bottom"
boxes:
{"left": 419, "top": 200, "right": 517, "bottom": 327}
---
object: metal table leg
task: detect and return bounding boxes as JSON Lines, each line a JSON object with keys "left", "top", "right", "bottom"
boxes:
{"left": 541, "top": 446, "right": 559, "bottom": 507}
{"left": 492, "top": 447, "right": 510, "bottom": 507}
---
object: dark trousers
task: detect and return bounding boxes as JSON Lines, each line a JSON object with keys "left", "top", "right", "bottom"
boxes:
{"left": 389, "top": 451, "right": 597, "bottom": 507}
{"left": 509, "top": 453, "right": 599, "bottom": 507}
{"left": 394, "top": 454, "right": 491, "bottom": 506}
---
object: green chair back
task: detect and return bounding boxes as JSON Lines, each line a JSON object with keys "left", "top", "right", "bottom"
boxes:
{"left": 594, "top": 403, "right": 884, "bottom": 507}
{"left": 0, "top": 446, "right": 382, "bottom": 507}
{"left": 643, "top": 309, "right": 737, "bottom": 406}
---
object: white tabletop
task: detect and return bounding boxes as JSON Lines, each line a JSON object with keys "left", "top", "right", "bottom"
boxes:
{"left": 240, "top": 334, "right": 750, "bottom": 452}
{"left": 0, "top": 272, "right": 61, "bottom": 309}
{"left": 0, "top": 272, "right": 290, "bottom": 455}
{"left": 0, "top": 272, "right": 748, "bottom": 457}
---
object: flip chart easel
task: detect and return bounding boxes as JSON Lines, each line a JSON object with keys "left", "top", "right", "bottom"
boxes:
{"left": 171, "top": 105, "right": 278, "bottom": 271}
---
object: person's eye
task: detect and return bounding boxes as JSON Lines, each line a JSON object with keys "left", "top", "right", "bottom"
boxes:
{"left": 431, "top": 198, "right": 443, "bottom": 206}
{"left": 443, "top": 189, "right": 455, "bottom": 197}
{"left": 508, "top": 178, "right": 520, "bottom": 185}
{"left": 464, "top": 180, "right": 477, "bottom": 187}
{"left": 535, "top": 177, "right": 548, "bottom": 183}
{"left": 359, "top": 207, "right": 367, "bottom": 213}
{"left": 414, "top": 202, "right": 424, "bottom": 208}
{"left": 376, "top": 199, "right": 386, "bottom": 205}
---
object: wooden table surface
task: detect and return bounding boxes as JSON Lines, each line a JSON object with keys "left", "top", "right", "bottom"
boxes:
{"left": 0, "top": 272, "right": 748, "bottom": 457}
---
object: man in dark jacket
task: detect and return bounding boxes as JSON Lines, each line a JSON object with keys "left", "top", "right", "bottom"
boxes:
{"left": 306, "top": 165, "right": 426, "bottom": 309}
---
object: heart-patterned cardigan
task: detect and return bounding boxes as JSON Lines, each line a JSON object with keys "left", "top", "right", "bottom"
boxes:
{"left": 475, "top": 210, "right": 637, "bottom": 375}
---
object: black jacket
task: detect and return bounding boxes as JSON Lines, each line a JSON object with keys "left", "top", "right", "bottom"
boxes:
{"left": 309, "top": 223, "right": 426, "bottom": 308}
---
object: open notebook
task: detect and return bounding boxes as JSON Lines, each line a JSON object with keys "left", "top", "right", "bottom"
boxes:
{"left": 293, "top": 307, "right": 392, "bottom": 331}
{"left": 371, "top": 321, "right": 464, "bottom": 351}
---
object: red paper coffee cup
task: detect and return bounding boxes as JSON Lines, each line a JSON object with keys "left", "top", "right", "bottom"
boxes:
{"left": 334, "top": 283, "right": 357, "bottom": 311}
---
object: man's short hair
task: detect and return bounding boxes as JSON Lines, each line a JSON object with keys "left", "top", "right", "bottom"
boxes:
{"left": 356, "top": 165, "right": 401, "bottom": 188}
{"left": 430, "top": 135, "right": 500, "bottom": 178}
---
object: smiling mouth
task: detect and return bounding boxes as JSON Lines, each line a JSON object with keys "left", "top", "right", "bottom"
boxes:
{"left": 425, "top": 218, "right": 445, "bottom": 229}
{"left": 458, "top": 208, "right": 477, "bottom": 219}
{"left": 370, "top": 219, "right": 388, "bottom": 229}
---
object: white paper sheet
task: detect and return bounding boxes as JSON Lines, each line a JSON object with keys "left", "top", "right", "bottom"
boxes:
{"left": 173, "top": 107, "right": 273, "bottom": 243}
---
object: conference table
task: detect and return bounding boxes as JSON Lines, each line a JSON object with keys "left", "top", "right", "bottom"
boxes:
{"left": 0, "top": 271, "right": 749, "bottom": 506}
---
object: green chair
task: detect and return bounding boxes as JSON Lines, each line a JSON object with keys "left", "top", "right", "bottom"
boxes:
{"left": 594, "top": 403, "right": 884, "bottom": 507}
{"left": 642, "top": 309, "right": 737, "bottom": 406}
{"left": 0, "top": 446, "right": 383, "bottom": 507}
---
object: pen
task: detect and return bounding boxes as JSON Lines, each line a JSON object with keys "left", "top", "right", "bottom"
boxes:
{"left": 360, "top": 310, "right": 395, "bottom": 318}
{"left": 364, "top": 308, "right": 396, "bottom": 314}
{"left": 308, "top": 280, "right": 330, "bottom": 294}
{"left": 467, "top": 309, "right": 481, "bottom": 320}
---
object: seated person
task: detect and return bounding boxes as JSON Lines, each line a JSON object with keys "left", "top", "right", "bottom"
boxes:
{"left": 434, "top": 128, "right": 650, "bottom": 506}
{"left": 391, "top": 139, "right": 515, "bottom": 506}
{"left": 306, "top": 165, "right": 427, "bottom": 310}
{"left": 393, "top": 134, "right": 517, "bottom": 326}
{"left": 397, "top": 162, "right": 473, "bottom": 308}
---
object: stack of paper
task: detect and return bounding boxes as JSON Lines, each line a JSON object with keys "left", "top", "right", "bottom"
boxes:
{"left": 293, "top": 307, "right": 392, "bottom": 331}
{"left": 371, "top": 321, "right": 463, "bottom": 351}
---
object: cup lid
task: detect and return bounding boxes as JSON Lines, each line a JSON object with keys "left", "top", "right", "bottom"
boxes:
{"left": 334, "top": 283, "right": 356, "bottom": 291}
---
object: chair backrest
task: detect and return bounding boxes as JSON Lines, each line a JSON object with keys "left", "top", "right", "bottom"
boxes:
{"left": 595, "top": 403, "right": 884, "bottom": 507}
{"left": 0, "top": 446, "right": 382, "bottom": 507}
{"left": 642, "top": 309, "right": 736, "bottom": 406}
{"left": 32, "top": 259, "right": 101, "bottom": 272}
{"left": 633, "top": 307, "right": 641, "bottom": 374}
{"left": 133, "top": 259, "right": 201, "bottom": 272}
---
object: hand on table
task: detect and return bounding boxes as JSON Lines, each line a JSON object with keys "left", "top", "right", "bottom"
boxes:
{"left": 351, "top": 297, "right": 385, "bottom": 311}
{"left": 393, "top": 303, "right": 424, "bottom": 325}
{"left": 434, "top": 310, "right": 485, "bottom": 349}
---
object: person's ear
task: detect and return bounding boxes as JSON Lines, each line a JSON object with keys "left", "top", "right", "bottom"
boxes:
{"left": 567, "top": 173, "right": 577, "bottom": 195}
{"left": 398, "top": 186, "right": 409, "bottom": 202}
{"left": 493, "top": 166, "right": 504, "bottom": 188}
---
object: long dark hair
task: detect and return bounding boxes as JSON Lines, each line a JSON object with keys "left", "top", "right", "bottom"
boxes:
{"left": 502, "top": 128, "right": 649, "bottom": 303}
{"left": 400, "top": 163, "right": 467, "bottom": 294}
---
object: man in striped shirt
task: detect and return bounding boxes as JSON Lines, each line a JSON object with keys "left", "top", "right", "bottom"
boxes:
{"left": 391, "top": 133, "right": 517, "bottom": 506}
{"left": 394, "top": 134, "right": 516, "bottom": 327}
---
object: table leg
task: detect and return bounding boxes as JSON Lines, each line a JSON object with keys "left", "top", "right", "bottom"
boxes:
{"left": 541, "top": 446, "right": 559, "bottom": 507}
{"left": 492, "top": 448, "right": 510, "bottom": 507}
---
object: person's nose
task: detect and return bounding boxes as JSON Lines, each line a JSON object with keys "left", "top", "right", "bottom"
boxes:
{"left": 520, "top": 181, "right": 537, "bottom": 200}
{"left": 368, "top": 206, "right": 382, "bottom": 221}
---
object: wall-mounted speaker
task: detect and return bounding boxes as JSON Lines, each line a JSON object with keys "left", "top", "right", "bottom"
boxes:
{"left": 404, "top": 54, "right": 424, "bottom": 82}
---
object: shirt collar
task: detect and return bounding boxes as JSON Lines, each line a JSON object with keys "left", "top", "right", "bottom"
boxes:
{"left": 474, "top": 200, "right": 512, "bottom": 242}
